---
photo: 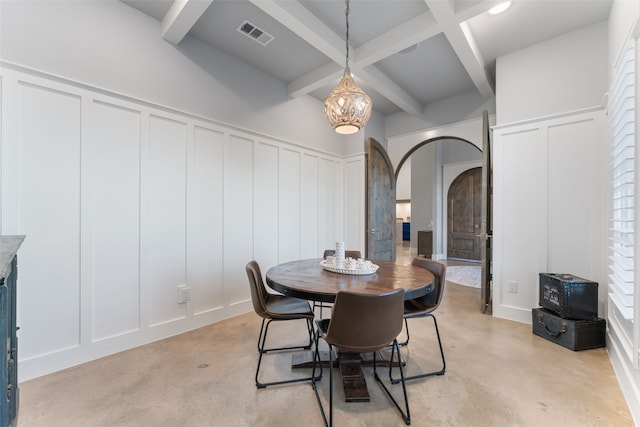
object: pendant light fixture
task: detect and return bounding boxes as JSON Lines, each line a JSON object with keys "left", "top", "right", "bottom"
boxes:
{"left": 323, "top": 0, "right": 372, "bottom": 134}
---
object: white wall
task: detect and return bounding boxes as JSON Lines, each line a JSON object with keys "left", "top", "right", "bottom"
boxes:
{"left": 410, "top": 144, "right": 435, "bottom": 250}
{"left": 0, "top": 66, "right": 345, "bottom": 381}
{"left": 387, "top": 116, "right": 486, "bottom": 169}
{"left": 496, "top": 20, "right": 608, "bottom": 125}
{"left": 385, "top": 89, "right": 495, "bottom": 138}
{"left": 609, "top": 0, "right": 640, "bottom": 76}
{"left": 493, "top": 109, "right": 607, "bottom": 322}
{"left": 0, "top": 0, "right": 345, "bottom": 156}
{"left": 0, "top": 1, "right": 358, "bottom": 381}
{"left": 396, "top": 158, "right": 411, "bottom": 200}
{"left": 395, "top": 203, "right": 411, "bottom": 222}
{"left": 493, "top": 17, "right": 610, "bottom": 324}
{"left": 362, "top": 109, "right": 386, "bottom": 155}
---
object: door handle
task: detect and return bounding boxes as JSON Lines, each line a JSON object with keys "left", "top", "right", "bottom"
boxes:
{"left": 476, "top": 233, "right": 493, "bottom": 239}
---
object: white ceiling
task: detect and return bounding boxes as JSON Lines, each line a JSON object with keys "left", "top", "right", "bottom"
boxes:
{"left": 121, "top": 0, "right": 612, "bottom": 117}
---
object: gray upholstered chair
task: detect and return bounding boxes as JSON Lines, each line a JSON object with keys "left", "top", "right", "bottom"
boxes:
{"left": 246, "top": 260, "right": 316, "bottom": 389}
{"left": 390, "top": 257, "right": 447, "bottom": 383}
{"left": 311, "top": 289, "right": 410, "bottom": 426}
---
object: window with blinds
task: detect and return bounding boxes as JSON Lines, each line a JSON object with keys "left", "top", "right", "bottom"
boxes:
{"left": 609, "top": 44, "right": 636, "bottom": 359}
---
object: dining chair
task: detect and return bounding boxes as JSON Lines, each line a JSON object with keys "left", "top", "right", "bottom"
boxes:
{"left": 322, "top": 249, "right": 362, "bottom": 259}
{"left": 314, "top": 249, "right": 363, "bottom": 318}
{"left": 390, "top": 257, "right": 447, "bottom": 384}
{"left": 246, "top": 260, "right": 317, "bottom": 389}
{"left": 311, "top": 289, "right": 410, "bottom": 426}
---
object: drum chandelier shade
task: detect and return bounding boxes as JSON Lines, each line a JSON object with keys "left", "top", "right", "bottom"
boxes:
{"left": 323, "top": 0, "right": 372, "bottom": 134}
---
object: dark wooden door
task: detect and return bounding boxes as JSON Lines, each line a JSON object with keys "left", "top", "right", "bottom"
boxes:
{"left": 480, "top": 110, "right": 493, "bottom": 313}
{"left": 366, "top": 138, "right": 396, "bottom": 261}
{"left": 447, "top": 167, "right": 482, "bottom": 260}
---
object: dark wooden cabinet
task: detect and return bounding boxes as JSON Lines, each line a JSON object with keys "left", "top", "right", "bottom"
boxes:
{"left": 417, "top": 231, "right": 433, "bottom": 258}
{"left": 0, "top": 236, "right": 24, "bottom": 427}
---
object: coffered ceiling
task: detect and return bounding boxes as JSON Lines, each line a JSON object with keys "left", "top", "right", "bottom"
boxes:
{"left": 121, "top": 0, "right": 612, "bottom": 117}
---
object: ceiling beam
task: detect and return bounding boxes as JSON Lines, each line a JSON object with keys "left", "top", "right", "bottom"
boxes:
{"left": 354, "top": 11, "right": 440, "bottom": 68}
{"left": 358, "top": 67, "right": 423, "bottom": 116}
{"left": 161, "top": 0, "right": 214, "bottom": 45}
{"left": 254, "top": 1, "right": 432, "bottom": 116}
{"left": 288, "top": 62, "right": 343, "bottom": 98}
{"left": 252, "top": 0, "right": 423, "bottom": 116}
{"left": 425, "top": 0, "right": 494, "bottom": 97}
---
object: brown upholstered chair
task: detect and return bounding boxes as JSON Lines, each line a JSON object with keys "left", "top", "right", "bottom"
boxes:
{"left": 311, "top": 289, "right": 410, "bottom": 426}
{"left": 390, "top": 257, "right": 447, "bottom": 383}
{"left": 315, "top": 249, "right": 363, "bottom": 318}
{"left": 246, "top": 260, "right": 316, "bottom": 389}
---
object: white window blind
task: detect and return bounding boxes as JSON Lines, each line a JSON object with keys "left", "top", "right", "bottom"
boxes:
{"left": 609, "top": 44, "right": 636, "bottom": 351}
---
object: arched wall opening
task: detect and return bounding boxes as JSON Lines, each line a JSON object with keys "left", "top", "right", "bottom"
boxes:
{"left": 394, "top": 136, "right": 482, "bottom": 261}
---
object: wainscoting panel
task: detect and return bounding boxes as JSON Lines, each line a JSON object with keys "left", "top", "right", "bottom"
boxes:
{"left": 344, "top": 156, "right": 365, "bottom": 254}
{"left": 318, "top": 158, "right": 340, "bottom": 252}
{"left": 146, "top": 115, "right": 188, "bottom": 327}
{"left": 253, "top": 141, "right": 280, "bottom": 271}
{"left": 224, "top": 133, "right": 254, "bottom": 307}
{"left": 0, "top": 66, "right": 346, "bottom": 381}
{"left": 188, "top": 126, "right": 225, "bottom": 316}
{"left": 85, "top": 100, "right": 142, "bottom": 341}
{"left": 279, "top": 148, "right": 301, "bottom": 263}
{"left": 15, "top": 81, "right": 82, "bottom": 360}
{"left": 493, "top": 109, "right": 606, "bottom": 323}
{"left": 493, "top": 126, "right": 544, "bottom": 322}
{"left": 301, "top": 153, "right": 320, "bottom": 259}
{"left": 547, "top": 117, "right": 605, "bottom": 279}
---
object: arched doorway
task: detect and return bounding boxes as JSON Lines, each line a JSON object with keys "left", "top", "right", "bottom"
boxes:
{"left": 368, "top": 111, "right": 492, "bottom": 313}
{"left": 395, "top": 137, "right": 482, "bottom": 262}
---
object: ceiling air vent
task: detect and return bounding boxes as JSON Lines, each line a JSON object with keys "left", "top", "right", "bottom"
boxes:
{"left": 237, "top": 20, "right": 274, "bottom": 46}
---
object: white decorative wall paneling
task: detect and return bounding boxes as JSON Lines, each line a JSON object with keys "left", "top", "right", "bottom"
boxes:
{"left": 343, "top": 155, "right": 365, "bottom": 255}
{"left": 0, "top": 67, "right": 345, "bottom": 381}
{"left": 493, "top": 108, "right": 607, "bottom": 323}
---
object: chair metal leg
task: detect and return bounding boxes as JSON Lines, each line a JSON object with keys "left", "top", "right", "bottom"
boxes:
{"left": 313, "top": 340, "right": 413, "bottom": 426}
{"left": 257, "top": 318, "right": 267, "bottom": 351}
{"left": 374, "top": 339, "right": 411, "bottom": 425}
{"left": 311, "top": 332, "right": 324, "bottom": 382}
{"left": 255, "top": 317, "right": 317, "bottom": 389}
{"left": 311, "top": 336, "right": 330, "bottom": 427}
{"left": 398, "top": 318, "right": 410, "bottom": 346}
{"left": 313, "top": 339, "right": 411, "bottom": 426}
{"left": 257, "top": 317, "right": 313, "bottom": 352}
{"left": 313, "top": 301, "right": 332, "bottom": 319}
{"left": 389, "top": 313, "right": 446, "bottom": 384}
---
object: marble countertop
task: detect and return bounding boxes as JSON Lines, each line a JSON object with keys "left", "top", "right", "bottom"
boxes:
{"left": 0, "top": 236, "right": 25, "bottom": 281}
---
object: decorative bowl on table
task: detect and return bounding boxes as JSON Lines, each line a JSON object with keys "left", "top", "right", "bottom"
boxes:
{"left": 320, "top": 259, "right": 379, "bottom": 275}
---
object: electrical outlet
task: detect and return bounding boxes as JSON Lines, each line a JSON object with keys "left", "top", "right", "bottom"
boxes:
{"left": 178, "top": 285, "right": 191, "bottom": 304}
{"left": 507, "top": 280, "right": 518, "bottom": 293}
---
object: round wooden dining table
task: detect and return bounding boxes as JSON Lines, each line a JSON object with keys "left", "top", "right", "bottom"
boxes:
{"left": 265, "top": 257, "right": 435, "bottom": 403}
{"left": 265, "top": 258, "right": 434, "bottom": 303}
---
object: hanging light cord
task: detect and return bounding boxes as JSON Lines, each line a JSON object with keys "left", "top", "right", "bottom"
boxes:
{"left": 344, "top": 0, "right": 350, "bottom": 71}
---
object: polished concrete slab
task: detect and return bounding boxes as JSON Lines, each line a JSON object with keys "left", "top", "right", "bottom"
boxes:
{"left": 17, "top": 251, "right": 634, "bottom": 426}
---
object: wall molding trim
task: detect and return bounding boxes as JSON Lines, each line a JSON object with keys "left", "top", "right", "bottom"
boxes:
{"left": 0, "top": 60, "right": 342, "bottom": 159}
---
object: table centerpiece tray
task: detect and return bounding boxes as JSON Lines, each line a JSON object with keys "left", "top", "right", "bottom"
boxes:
{"left": 320, "top": 260, "right": 379, "bottom": 275}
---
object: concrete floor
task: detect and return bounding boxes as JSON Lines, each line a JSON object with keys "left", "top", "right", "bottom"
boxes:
{"left": 17, "top": 248, "right": 634, "bottom": 426}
